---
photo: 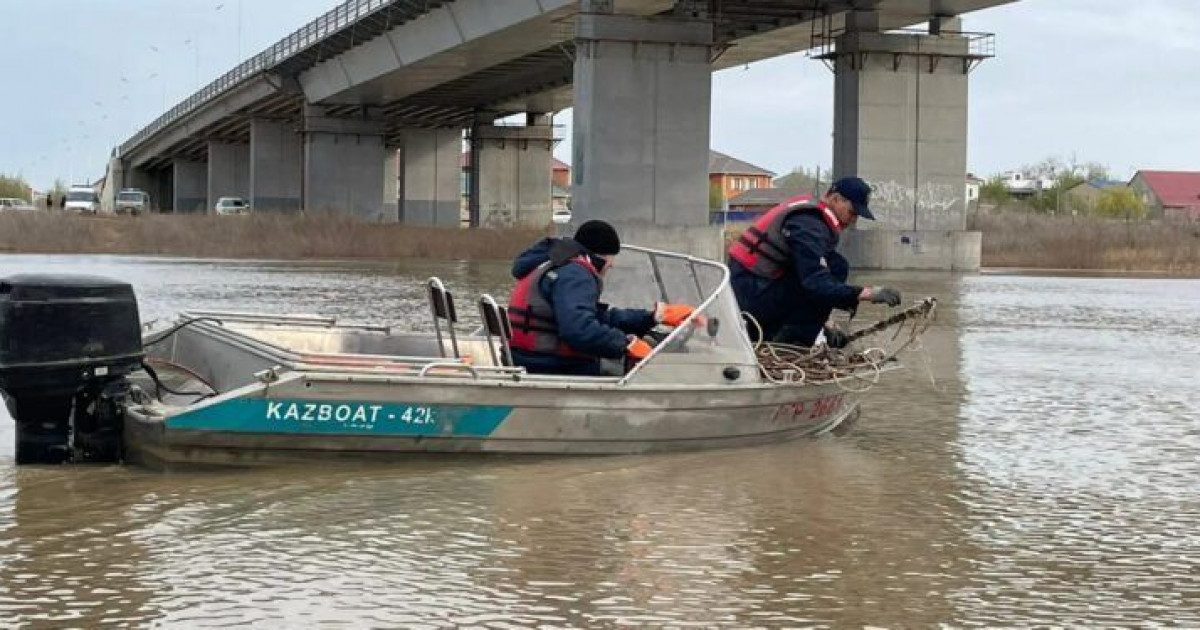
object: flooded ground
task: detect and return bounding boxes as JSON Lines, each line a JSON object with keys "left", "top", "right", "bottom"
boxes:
{"left": 0, "top": 254, "right": 1197, "bottom": 627}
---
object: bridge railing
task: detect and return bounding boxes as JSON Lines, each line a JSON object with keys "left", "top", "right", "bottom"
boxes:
{"left": 809, "top": 27, "right": 997, "bottom": 73}
{"left": 120, "top": 0, "right": 400, "bottom": 157}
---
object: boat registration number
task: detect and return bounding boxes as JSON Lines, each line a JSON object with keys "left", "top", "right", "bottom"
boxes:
{"left": 266, "top": 402, "right": 435, "bottom": 427}
{"left": 775, "top": 394, "right": 846, "bottom": 423}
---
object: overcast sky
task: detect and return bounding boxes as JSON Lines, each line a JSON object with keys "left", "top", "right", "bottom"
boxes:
{"left": 2, "top": 0, "right": 1198, "bottom": 190}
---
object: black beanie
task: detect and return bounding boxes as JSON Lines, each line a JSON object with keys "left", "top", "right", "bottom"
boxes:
{"left": 573, "top": 220, "right": 621, "bottom": 255}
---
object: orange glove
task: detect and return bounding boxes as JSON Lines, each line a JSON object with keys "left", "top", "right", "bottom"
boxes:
{"left": 626, "top": 335, "right": 653, "bottom": 361}
{"left": 654, "top": 302, "right": 699, "bottom": 327}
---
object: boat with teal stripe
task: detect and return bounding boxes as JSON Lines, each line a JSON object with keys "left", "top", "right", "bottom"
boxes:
{"left": 113, "top": 245, "right": 938, "bottom": 468}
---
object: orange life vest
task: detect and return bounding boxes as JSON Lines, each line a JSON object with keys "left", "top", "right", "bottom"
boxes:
{"left": 728, "top": 195, "right": 842, "bottom": 279}
{"left": 507, "top": 255, "right": 603, "bottom": 359}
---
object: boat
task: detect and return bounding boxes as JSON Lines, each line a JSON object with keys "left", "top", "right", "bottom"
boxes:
{"left": 0, "top": 246, "right": 935, "bottom": 468}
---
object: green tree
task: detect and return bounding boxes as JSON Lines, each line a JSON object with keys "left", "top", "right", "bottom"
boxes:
{"left": 979, "top": 177, "right": 1009, "bottom": 204}
{"left": 1067, "top": 191, "right": 1096, "bottom": 216}
{"left": 1023, "top": 156, "right": 1110, "bottom": 183}
{"left": 1019, "top": 155, "right": 1112, "bottom": 215}
{"left": 774, "top": 166, "right": 829, "bottom": 194}
{"left": 0, "top": 173, "right": 33, "bottom": 200}
{"left": 709, "top": 181, "right": 724, "bottom": 209}
{"left": 1095, "top": 187, "right": 1147, "bottom": 220}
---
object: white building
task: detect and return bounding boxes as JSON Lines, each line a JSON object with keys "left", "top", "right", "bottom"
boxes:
{"left": 1001, "top": 171, "right": 1056, "bottom": 197}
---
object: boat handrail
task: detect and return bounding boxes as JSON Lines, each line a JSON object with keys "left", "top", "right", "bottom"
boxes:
{"left": 178, "top": 310, "right": 388, "bottom": 330}
{"left": 418, "top": 362, "right": 480, "bottom": 379}
{"left": 175, "top": 317, "right": 529, "bottom": 380}
{"left": 177, "top": 318, "right": 444, "bottom": 365}
{"left": 618, "top": 245, "right": 733, "bottom": 386}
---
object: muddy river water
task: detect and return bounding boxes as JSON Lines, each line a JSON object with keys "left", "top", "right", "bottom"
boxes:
{"left": 0, "top": 254, "right": 1197, "bottom": 627}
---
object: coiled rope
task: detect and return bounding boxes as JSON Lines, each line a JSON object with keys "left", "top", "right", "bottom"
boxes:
{"left": 746, "top": 298, "right": 938, "bottom": 392}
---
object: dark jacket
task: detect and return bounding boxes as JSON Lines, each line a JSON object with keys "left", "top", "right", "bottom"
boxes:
{"left": 730, "top": 212, "right": 861, "bottom": 345}
{"left": 509, "top": 238, "right": 656, "bottom": 375}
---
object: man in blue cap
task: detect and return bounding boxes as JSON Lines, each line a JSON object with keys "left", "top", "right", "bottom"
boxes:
{"left": 727, "top": 176, "right": 903, "bottom": 348}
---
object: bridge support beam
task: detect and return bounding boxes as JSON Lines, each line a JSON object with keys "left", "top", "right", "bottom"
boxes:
{"left": 830, "top": 14, "right": 981, "bottom": 270}
{"left": 394, "top": 128, "right": 461, "bottom": 226}
{"left": 470, "top": 115, "right": 553, "bottom": 229}
{"left": 250, "top": 119, "right": 303, "bottom": 213}
{"left": 207, "top": 141, "right": 250, "bottom": 213}
{"left": 172, "top": 159, "right": 207, "bottom": 214}
{"left": 570, "top": 5, "right": 721, "bottom": 258}
{"left": 303, "top": 106, "right": 387, "bottom": 220}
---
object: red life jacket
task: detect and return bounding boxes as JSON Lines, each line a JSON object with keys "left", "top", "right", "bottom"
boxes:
{"left": 507, "top": 255, "right": 604, "bottom": 359}
{"left": 728, "top": 195, "right": 842, "bottom": 279}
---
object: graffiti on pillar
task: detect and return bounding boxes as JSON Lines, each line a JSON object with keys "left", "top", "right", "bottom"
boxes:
{"left": 482, "top": 202, "right": 515, "bottom": 228}
{"left": 870, "top": 180, "right": 961, "bottom": 225}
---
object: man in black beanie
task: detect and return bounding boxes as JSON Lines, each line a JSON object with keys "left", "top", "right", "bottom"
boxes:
{"left": 507, "top": 220, "right": 698, "bottom": 376}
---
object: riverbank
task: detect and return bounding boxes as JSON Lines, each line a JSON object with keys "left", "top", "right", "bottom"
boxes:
{"left": 3, "top": 211, "right": 1197, "bottom": 274}
{"left": 973, "top": 211, "right": 1200, "bottom": 275}
{"left": 0, "top": 213, "right": 546, "bottom": 261}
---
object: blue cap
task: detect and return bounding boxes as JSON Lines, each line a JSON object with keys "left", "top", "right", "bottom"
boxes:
{"left": 830, "top": 176, "right": 874, "bottom": 220}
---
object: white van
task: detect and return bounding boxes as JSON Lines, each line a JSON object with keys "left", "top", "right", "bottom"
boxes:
{"left": 64, "top": 186, "right": 101, "bottom": 214}
{"left": 116, "top": 189, "right": 150, "bottom": 215}
{"left": 0, "top": 198, "right": 36, "bottom": 212}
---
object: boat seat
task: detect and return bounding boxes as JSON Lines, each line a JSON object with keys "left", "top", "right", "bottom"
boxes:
{"left": 427, "top": 277, "right": 460, "bottom": 359}
{"left": 478, "top": 294, "right": 514, "bottom": 367}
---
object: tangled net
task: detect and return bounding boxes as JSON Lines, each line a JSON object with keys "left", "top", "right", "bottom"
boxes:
{"left": 748, "top": 298, "right": 938, "bottom": 392}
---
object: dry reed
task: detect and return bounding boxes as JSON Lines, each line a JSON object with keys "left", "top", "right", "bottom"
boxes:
{"left": 4, "top": 211, "right": 1196, "bottom": 274}
{"left": 723, "top": 212, "right": 1199, "bottom": 274}
{"left": 973, "top": 212, "right": 1200, "bottom": 274}
{"left": 0, "top": 213, "right": 548, "bottom": 261}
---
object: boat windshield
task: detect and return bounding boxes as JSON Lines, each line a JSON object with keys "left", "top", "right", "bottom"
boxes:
{"left": 602, "top": 246, "right": 761, "bottom": 386}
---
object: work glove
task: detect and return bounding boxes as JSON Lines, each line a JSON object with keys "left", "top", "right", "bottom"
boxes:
{"left": 823, "top": 325, "right": 850, "bottom": 349}
{"left": 864, "top": 286, "right": 902, "bottom": 307}
{"left": 626, "top": 335, "right": 653, "bottom": 361}
{"left": 653, "top": 302, "right": 699, "bottom": 327}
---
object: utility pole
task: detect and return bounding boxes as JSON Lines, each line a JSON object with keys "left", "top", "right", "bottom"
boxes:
{"left": 237, "top": 0, "right": 243, "bottom": 62}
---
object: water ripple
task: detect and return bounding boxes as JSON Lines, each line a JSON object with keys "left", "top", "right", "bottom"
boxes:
{"left": 0, "top": 258, "right": 1196, "bottom": 626}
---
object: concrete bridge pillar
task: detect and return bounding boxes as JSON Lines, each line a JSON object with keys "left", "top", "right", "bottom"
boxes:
{"left": 829, "top": 14, "right": 982, "bottom": 270}
{"left": 207, "top": 141, "right": 250, "bottom": 213}
{"left": 249, "top": 119, "right": 303, "bottom": 213}
{"left": 303, "top": 105, "right": 387, "bottom": 220}
{"left": 171, "top": 159, "right": 207, "bottom": 214}
{"left": 470, "top": 115, "right": 553, "bottom": 229}
{"left": 394, "top": 128, "right": 461, "bottom": 226}
{"left": 101, "top": 155, "right": 123, "bottom": 214}
{"left": 570, "top": 3, "right": 721, "bottom": 258}
{"left": 384, "top": 149, "right": 401, "bottom": 222}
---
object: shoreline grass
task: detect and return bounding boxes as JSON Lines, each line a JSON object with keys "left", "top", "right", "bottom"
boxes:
{"left": 0, "top": 213, "right": 547, "bottom": 262}
{"left": 972, "top": 211, "right": 1200, "bottom": 276}
{"left": 2, "top": 211, "right": 1197, "bottom": 275}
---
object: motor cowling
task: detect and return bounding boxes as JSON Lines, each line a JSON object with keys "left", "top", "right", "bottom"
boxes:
{"left": 0, "top": 275, "right": 143, "bottom": 464}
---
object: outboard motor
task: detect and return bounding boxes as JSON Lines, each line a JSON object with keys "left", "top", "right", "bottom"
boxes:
{"left": 0, "top": 275, "right": 143, "bottom": 464}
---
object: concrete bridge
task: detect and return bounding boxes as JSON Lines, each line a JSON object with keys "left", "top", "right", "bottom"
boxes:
{"left": 108, "top": 0, "right": 1015, "bottom": 269}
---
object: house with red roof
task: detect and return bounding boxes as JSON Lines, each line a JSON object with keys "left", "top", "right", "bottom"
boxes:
{"left": 1129, "top": 170, "right": 1200, "bottom": 222}
{"left": 710, "top": 150, "right": 775, "bottom": 202}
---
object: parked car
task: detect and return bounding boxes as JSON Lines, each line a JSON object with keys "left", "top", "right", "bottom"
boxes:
{"left": 551, "top": 207, "right": 572, "bottom": 225}
{"left": 214, "top": 197, "right": 251, "bottom": 216}
{"left": 64, "top": 186, "right": 101, "bottom": 214}
{"left": 116, "top": 189, "right": 150, "bottom": 216}
{"left": 0, "top": 198, "right": 36, "bottom": 212}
